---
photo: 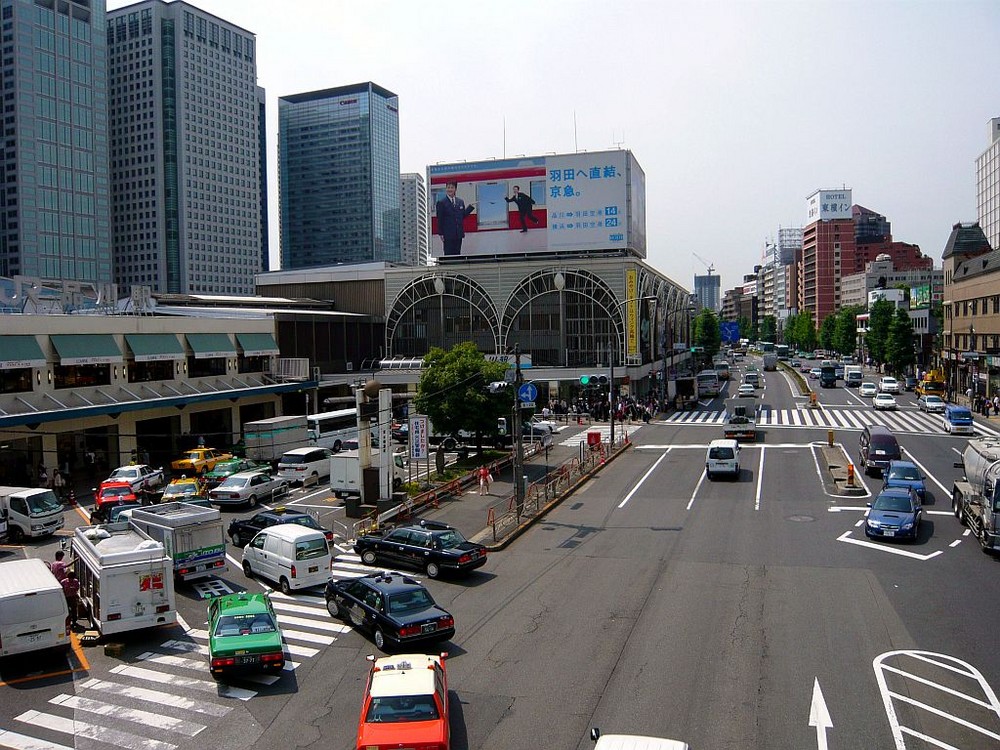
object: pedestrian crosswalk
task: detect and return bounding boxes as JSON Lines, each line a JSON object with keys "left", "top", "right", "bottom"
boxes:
{"left": 0, "top": 551, "right": 403, "bottom": 750}
{"left": 555, "top": 424, "right": 643, "bottom": 447}
{"left": 660, "top": 406, "right": 1000, "bottom": 437}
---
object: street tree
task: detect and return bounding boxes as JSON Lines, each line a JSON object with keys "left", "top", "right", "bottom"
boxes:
{"left": 759, "top": 315, "right": 777, "bottom": 344}
{"left": 867, "top": 299, "right": 895, "bottom": 366}
{"left": 833, "top": 305, "right": 863, "bottom": 356}
{"left": 414, "top": 342, "right": 508, "bottom": 454}
{"left": 886, "top": 307, "right": 916, "bottom": 376}
{"left": 819, "top": 314, "right": 837, "bottom": 351}
{"left": 694, "top": 309, "right": 722, "bottom": 362}
{"left": 787, "top": 311, "right": 818, "bottom": 354}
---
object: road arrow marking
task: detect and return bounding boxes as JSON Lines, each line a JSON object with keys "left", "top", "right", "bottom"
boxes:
{"left": 809, "top": 677, "right": 832, "bottom": 750}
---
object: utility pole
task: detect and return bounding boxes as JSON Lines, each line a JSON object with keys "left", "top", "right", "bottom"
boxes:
{"left": 512, "top": 344, "right": 525, "bottom": 516}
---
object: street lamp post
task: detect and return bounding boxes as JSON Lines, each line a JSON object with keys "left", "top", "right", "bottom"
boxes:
{"left": 609, "top": 295, "right": 656, "bottom": 449}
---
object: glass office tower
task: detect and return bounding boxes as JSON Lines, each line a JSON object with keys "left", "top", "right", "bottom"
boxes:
{"left": 0, "top": 0, "right": 111, "bottom": 283}
{"left": 279, "top": 82, "right": 401, "bottom": 269}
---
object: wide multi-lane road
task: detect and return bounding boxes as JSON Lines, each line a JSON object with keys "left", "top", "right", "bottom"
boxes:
{"left": 3, "top": 356, "right": 1000, "bottom": 749}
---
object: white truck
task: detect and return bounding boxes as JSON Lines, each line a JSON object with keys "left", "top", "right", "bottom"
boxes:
{"left": 723, "top": 397, "right": 758, "bottom": 441}
{"left": 245, "top": 415, "right": 310, "bottom": 465}
{"left": 330, "top": 449, "right": 406, "bottom": 499}
{"left": 762, "top": 353, "right": 778, "bottom": 371}
{"left": 71, "top": 522, "right": 177, "bottom": 635}
{"left": 844, "top": 365, "right": 863, "bottom": 388}
{"left": 952, "top": 437, "right": 1000, "bottom": 552}
{"left": 0, "top": 486, "right": 64, "bottom": 541}
{"left": 127, "top": 502, "right": 228, "bottom": 582}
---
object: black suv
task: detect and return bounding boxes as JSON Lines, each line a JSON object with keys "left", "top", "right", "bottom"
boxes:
{"left": 324, "top": 572, "right": 455, "bottom": 651}
{"left": 228, "top": 507, "right": 332, "bottom": 547}
{"left": 353, "top": 520, "right": 488, "bottom": 578}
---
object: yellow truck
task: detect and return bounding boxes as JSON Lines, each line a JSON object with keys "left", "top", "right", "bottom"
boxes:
{"left": 914, "top": 369, "right": 946, "bottom": 398}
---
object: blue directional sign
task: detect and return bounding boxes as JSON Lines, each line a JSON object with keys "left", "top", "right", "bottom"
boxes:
{"left": 720, "top": 321, "right": 741, "bottom": 344}
{"left": 518, "top": 383, "right": 537, "bottom": 403}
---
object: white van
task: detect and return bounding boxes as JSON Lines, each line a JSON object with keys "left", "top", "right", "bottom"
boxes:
{"left": 0, "top": 559, "right": 69, "bottom": 656}
{"left": 706, "top": 438, "right": 741, "bottom": 480}
{"left": 591, "top": 729, "right": 689, "bottom": 749}
{"left": 242, "top": 524, "right": 332, "bottom": 594}
{"left": 277, "top": 446, "right": 333, "bottom": 486}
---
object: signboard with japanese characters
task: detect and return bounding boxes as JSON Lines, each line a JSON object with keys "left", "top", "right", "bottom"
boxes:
{"left": 409, "top": 415, "right": 429, "bottom": 461}
{"left": 427, "top": 150, "right": 646, "bottom": 258}
{"left": 806, "top": 188, "right": 853, "bottom": 222}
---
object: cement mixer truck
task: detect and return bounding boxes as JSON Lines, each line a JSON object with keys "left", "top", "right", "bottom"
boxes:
{"left": 952, "top": 437, "right": 1000, "bottom": 552}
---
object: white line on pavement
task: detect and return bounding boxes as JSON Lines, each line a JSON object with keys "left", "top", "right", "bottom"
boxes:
{"left": 618, "top": 449, "right": 670, "bottom": 509}
{"left": 755, "top": 446, "right": 765, "bottom": 511}
{"left": 836, "top": 531, "right": 943, "bottom": 560}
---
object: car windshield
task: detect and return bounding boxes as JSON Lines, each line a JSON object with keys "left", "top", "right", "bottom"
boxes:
{"left": 27, "top": 490, "right": 62, "bottom": 513}
{"left": 110, "top": 468, "right": 137, "bottom": 479}
{"left": 102, "top": 486, "right": 132, "bottom": 498}
{"left": 108, "top": 505, "right": 138, "bottom": 522}
{"left": 295, "top": 538, "right": 328, "bottom": 560}
{"left": 434, "top": 529, "right": 468, "bottom": 549}
{"left": 166, "top": 483, "right": 198, "bottom": 496}
{"left": 290, "top": 516, "right": 320, "bottom": 529}
{"left": 218, "top": 476, "right": 249, "bottom": 489}
{"left": 214, "top": 612, "right": 277, "bottom": 637}
{"left": 185, "top": 452, "right": 202, "bottom": 460}
{"left": 871, "top": 438, "right": 898, "bottom": 453}
{"left": 888, "top": 466, "right": 920, "bottom": 481}
{"left": 387, "top": 589, "right": 435, "bottom": 615}
{"left": 365, "top": 694, "right": 440, "bottom": 723}
{"left": 709, "top": 447, "right": 735, "bottom": 460}
{"left": 873, "top": 494, "right": 914, "bottom": 513}
{"left": 949, "top": 408, "right": 972, "bottom": 419}
{"left": 925, "top": 396, "right": 942, "bottom": 404}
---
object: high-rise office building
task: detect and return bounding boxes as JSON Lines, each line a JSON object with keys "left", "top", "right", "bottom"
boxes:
{"left": 400, "top": 172, "right": 428, "bottom": 267}
{"left": 0, "top": 0, "right": 111, "bottom": 283}
{"left": 279, "top": 82, "right": 400, "bottom": 269}
{"left": 693, "top": 273, "right": 720, "bottom": 312}
{"left": 976, "top": 117, "right": 1000, "bottom": 252}
{"left": 107, "top": 1, "right": 265, "bottom": 295}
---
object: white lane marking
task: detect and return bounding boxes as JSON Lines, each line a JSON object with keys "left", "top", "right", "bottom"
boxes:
{"left": 897, "top": 450, "right": 951, "bottom": 497}
{"left": 108, "top": 664, "right": 256, "bottom": 701}
{"left": 175, "top": 614, "right": 191, "bottom": 633}
{"left": 950, "top": 539, "right": 962, "bottom": 548}
{"left": 79, "top": 678, "right": 232, "bottom": 717}
{"left": 136, "top": 651, "right": 293, "bottom": 681}
{"left": 269, "top": 600, "right": 331, "bottom": 616}
{"left": 268, "top": 590, "right": 327, "bottom": 605}
{"left": 618, "top": 449, "right": 670, "bottom": 508}
{"left": 878, "top": 663, "right": 996, "bottom": 709}
{"left": 755, "top": 446, "right": 765, "bottom": 511}
{"left": 836, "top": 531, "right": 943, "bottom": 560}
{"left": 14, "top": 711, "right": 176, "bottom": 750}
{"left": 49, "top": 694, "right": 205, "bottom": 736}
{"left": 160, "top": 639, "right": 209, "bottom": 656}
{"left": 274, "top": 613, "right": 350, "bottom": 633}
{"left": 687, "top": 469, "right": 707, "bottom": 511}
{"left": 0, "top": 730, "right": 74, "bottom": 750}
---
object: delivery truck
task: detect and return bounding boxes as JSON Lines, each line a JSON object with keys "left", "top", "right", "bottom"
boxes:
{"left": 330, "top": 449, "right": 406, "bottom": 499}
{"left": 127, "top": 502, "right": 228, "bottom": 582}
{"left": 244, "top": 415, "right": 310, "bottom": 466}
{"left": 0, "top": 485, "right": 64, "bottom": 541}
{"left": 0, "top": 558, "right": 69, "bottom": 656}
{"left": 71, "top": 523, "right": 177, "bottom": 635}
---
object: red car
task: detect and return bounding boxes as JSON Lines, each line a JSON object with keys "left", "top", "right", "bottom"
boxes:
{"left": 356, "top": 652, "right": 449, "bottom": 750}
{"left": 93, "top": 481, "right": 138, "bottom": 521}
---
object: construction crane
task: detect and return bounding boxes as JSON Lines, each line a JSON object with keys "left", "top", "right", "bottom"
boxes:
{"left": 692, "top": 252, "right": 715, "bottom": 276}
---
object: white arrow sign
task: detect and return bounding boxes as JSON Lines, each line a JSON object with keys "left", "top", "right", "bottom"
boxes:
{"left": 809, "top": 677, "right": 833, "bottom": 750}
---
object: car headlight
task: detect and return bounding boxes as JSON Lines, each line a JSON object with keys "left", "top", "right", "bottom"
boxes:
{"left": 902, "top": 521, "right": 914, "bottom": 530}
{"left": 867, "top": 519, "right": 880, "bottom": 528}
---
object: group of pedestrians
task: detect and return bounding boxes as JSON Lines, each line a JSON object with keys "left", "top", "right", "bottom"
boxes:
{"left": 36, "top": 463, "right": 68, "bottom": 499}
{"left": 46, "top": 550, "right": 84, "bottom": 631}
{"left": 967, "top": 389, "right": 1000, "bottom": 417}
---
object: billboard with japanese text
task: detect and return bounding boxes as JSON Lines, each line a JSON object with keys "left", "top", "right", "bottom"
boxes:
{"left": 427, "top": 150, "right": 645, "bottom": 259}
{"left": 806, "top": 189, "right": 853, "bottom": 223}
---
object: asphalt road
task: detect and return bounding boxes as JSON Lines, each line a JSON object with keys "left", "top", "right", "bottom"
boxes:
{"left": 3, "top": 355, "right": 1000, "bottom": 750}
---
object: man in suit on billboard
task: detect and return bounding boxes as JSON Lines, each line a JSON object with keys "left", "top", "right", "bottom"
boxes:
{"left": 436, "top": 181, "right": 475, "bottom": 256}
{"left": 505, "top": 185, "right": 540, "bottom": 232}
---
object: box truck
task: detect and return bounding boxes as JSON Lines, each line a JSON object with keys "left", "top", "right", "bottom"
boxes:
{"left": 330, "top": 450, "right": 406, "bottom": 499}
{"left": 0, "top": 559, "right": 69, "bottom": 656}
{"left": 244, "top": 415, "right": 310, "bottom": 465}
{"left": 0, "top": 486, "right": 64, "bottom": 541}
{"left": 127, "top": 502, "right": 228, "bottom": 582}
{"left": 71, "top": 523, "right": 177, "bottom": 635}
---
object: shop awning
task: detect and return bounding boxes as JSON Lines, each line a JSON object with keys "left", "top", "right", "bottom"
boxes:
{"left": 51, "top": 334, "right": 123, "bottom": 366}
{"left": 125, "top": 334, "right": 185, "bottom": 362}
{"left": 236, "top": 332, "right": 280, "bottom": 357}
{"left": 186, "top": 333, "right": 236, "bottom": 359}
{"left": 0, "top": 335, "right": 46, "bottom": 370}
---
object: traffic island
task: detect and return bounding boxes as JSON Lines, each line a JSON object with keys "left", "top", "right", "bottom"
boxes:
{"left": 819, "top": 442, "right": 867, "bottom": 497}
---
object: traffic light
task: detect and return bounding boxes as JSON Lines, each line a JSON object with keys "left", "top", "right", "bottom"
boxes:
{"left": 580, "top": 374, "right": 609, "bottom": 387}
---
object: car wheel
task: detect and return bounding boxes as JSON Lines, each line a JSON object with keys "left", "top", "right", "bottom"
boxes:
{"left": 443, "top": 438, "right": 457, "bottom": 451}
{"left": 374, "top": 628, "right": 388, "bottom": 652}
{"left": 361, "top": 550, "right": 378, "bottom": 566}
{"left": 325, "top": 596, "right": 341, "bottom": 618}
{"left": 242, "top": 561, "right": 254, "bottom": 578}
{"left": 247, "top": 495, "right": 257, "bottom": 508}
{"left": 333, "top": 440, "right": 342, "bottom": 452}
{"left": 426, "top": 561, "right": 441, "bottom": 579}
{"left": 279, "top": 577, "right": 291, "bottom": 595}
{"left": 232, "top": 532, "right": 243, "bottom": 547}
{"left": 8, "top": 525, "right": 23, "bottom": 543}
{"left": 953, "top": 491, "right": 964, "bottom": 521}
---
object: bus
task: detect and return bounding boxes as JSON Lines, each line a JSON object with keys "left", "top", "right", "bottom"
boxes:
{"left": 306, "top": 408, "right": 359, "bottom": 452}
{"left": 760, "top": 342, "right": 775, "bottom": 354}
{"left": 696, "top": 370, "right": 721, "bottom": 398}
{"left": 775, "top": 344, "right": 790, "bottom": 361}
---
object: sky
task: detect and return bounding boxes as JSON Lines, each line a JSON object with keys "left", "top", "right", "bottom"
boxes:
{"left": 108, "top": 0, "right": 1000, "bottom": 295}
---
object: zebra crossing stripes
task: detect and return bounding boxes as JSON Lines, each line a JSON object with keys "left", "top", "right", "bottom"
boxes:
{"left": 77, "top": 678, "right": 233, "bottom": 717}
{"left": 556, "top": 425, "right": 642, "bottom": 447}
{"left": 48, "top": 694, "right": 205, "bottom": 736}
{"left": 12, "top": 711, "right": 177, "bottom": 750}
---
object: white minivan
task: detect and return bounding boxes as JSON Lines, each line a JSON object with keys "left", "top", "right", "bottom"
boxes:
{"left": 242, "top": 524, "right": 332, "bottom": 594}
{"left": 277, "top": 446, "right": 333, "bottom": 486}
{"left": 706, "top": 438, "right": 741, "bottom": 480}
{"left": 0, "top": 558, "right": 69, "bottom": 656}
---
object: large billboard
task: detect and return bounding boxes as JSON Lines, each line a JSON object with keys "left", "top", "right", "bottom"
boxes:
{"left": 427, "top": 150, "right": 646, "bottom": 259}
{"left": 806, "top": 189, "right": 853, "bottom": 223}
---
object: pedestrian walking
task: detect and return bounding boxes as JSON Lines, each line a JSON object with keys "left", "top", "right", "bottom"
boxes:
{"left": 478, "top": 465, "right": 491, "bottom": 495}
{"left": 49, "top": 549, "right": 69, "bottom": 582}
{"left": 61, "top": 571, "right": 80, "bottom": 630}
{"left": 37, "top": 462, "right": 48, "bottom": 488}
{"left": 52, "top": 469, "right": 66, "bottom": 500}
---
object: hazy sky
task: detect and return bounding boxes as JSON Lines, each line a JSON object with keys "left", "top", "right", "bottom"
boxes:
{"left": 108, "top": 0, "right": 1000, "bottom": 295}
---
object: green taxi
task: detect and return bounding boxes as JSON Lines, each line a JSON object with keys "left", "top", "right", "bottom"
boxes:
{"left": 207, "top": 592, "right": 285, "bottom": 676}
{"left": 203, "top": 458, "right": 265, "bottom": 490}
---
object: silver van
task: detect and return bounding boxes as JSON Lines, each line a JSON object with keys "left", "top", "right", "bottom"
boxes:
{"left": 277, "top": 446, "right": 333, "bottom": 486}
{"left": 242, "top": 524, "right": 332, "bottom": 594}
{"left": 0, "top": 559, "right": 69, "bottom": 656}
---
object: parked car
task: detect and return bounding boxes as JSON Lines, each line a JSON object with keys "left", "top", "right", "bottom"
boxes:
{"left": 228, "top": 507, "right": 333, "bottom": 547}
{"left": 917, "top": 394, "right": 946, "bottom": 413}
{"left": 353, "top": 520, "right": 488, "bottom": 579}
{"left": 209, "top": 470, "right": 288, "bottom": 508}
{"left": 203, "top": 458, "right": 267, "bottom": 489}
{"left": 105, "top": 464, "right": 165, "bottom": 493}
{"left": 883, "top": 460, "right": 927, "bottom": 502}
{"left": 162, "top": 476, "right": 207, "bottom": 503}
{"left": 878, "top": 377, "right": 900, "bottom": 394}
{"left": 355, "top": 653, "right": 450, "bottom": 749}
{"left": 864, "top": 486, "right": 922, "bottom": 542}
{"left": 859, "top": 382, "right": 878, "bottom": 398}
{"left": 873, "top": 393, "right": 897, "bottom": 411}
{"left": 207, "top": 592, "right": 284, "bottom": 676}
{"left": 325, "top": 572, "right": 455, "bottom": 651}
{"left": 171, "top": 447, "right": 233, "bottom": 475}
